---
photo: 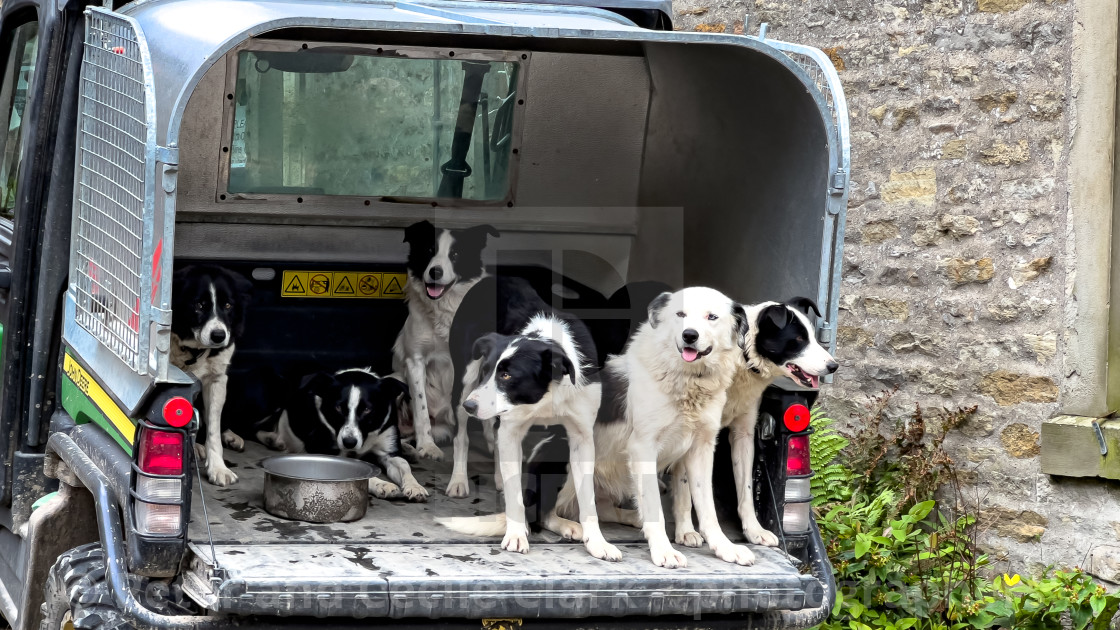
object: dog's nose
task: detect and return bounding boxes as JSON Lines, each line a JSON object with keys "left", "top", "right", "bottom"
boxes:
{"left": 341, "top": 436, "right": 358, "bottom": 449}
{"left": 682, "top": 329, "right": 699, "bottom": 344}
{"left": 429, "top": 266, "right": 443, "bottom": 281}
{"left": 210, "top": 329, "right": 227, "bottom": 344}
{"left": 825, "top": 360, "right": 839, "bottom": 374}
{"left": 463, "top": 399, "right": 479, "bottom": 416}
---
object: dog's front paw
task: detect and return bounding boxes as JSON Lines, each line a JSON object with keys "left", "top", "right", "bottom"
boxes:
{"left": 445, "top": 476, "right": 471, "bottom": 498}
{"left": 649, "top": 543, "right": 687, "bottom": 569}
{"left": 402, "top": 481, "right": 429, "bottom": 502}
{"left": 369, "top": 478, "right": 403, "bottom": 500}
{"left": 256, "top": 431, "right": 287, "bottom": 451}
{"left": 501, "top": 527, "right": 530, "bottom": 554}
{"left": 415, "top": 440, "right": 444, "bottom": 461}
{"left": 585, "top": 537, "right": 622, "bottom": 562}
{"left": 744, "top": 524, "right": 780, "bottom": 547}
{"left": 711, "top": 541, "right": 755, "bottom": 566}
{"left": 206, "top": 462, "right": 238, "bottom": 487}
{"left": 675, "top": 529, "right": 704, "bottom": 548}
{"left": 222, "top": 430, "right": 245, "bottom": 451}
{"left": 194, "top": 443, "right": 207, "bottom": 461}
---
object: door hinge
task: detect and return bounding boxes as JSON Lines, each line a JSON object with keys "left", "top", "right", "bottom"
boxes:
{"left": 829, "top": 170, "right": 849, "bottom": 195}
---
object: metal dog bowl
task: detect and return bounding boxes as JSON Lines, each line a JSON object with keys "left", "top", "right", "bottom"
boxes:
{"left": 261, "top": 455, "right": 374, "bottom": 523}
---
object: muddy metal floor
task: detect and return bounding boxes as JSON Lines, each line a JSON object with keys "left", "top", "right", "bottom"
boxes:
{"left": 186, "top": 440, "right": 803, "bottom": 573}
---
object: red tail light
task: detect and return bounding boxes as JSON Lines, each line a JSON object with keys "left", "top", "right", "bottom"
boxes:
{"left": 162, "top": 396, "right": 193, "bottom": 428}
{"left": 786, "top": 434, "right": 811, "bottom": 476}
{"left": 138, "top": 429, "right": 184, "bottom": 475}
{"left": 783, "top": 404, "right": 811, "bottom": 432}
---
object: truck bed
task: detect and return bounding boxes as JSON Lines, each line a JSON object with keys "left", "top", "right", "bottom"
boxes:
{"left": 184, "top": 442, "right": 823, "bottom": 619}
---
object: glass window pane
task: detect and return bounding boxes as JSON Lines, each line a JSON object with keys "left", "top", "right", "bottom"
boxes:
{"left": 228, "top": 48, "right": 519, "bottom": 202}
{"left": 0, "top": 21, "right": 39, "bottom": 221}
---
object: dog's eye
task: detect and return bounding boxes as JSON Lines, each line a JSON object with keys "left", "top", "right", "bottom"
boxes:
{"left": 676, "top": 311, "right": 686, "bottom": 318}
{"left": 796, "top": 336, "right": 805, "bottom": 343}
{"left": 335, "top": 402, "right": 344, "bottom": 413}
{"left": 449, "top": 250, "right": 459, "bottom": 262}
{"left": 707, "top": 313, "right": 719, "bottom": 321}
{"left": 499, "top": 372, "right": 512, "bottom": 381}
{"left": 223, "top": 303, "right": 232, "bottom": 311}
{"left": 196, "top": 302, "right": 205, "bottom": 310}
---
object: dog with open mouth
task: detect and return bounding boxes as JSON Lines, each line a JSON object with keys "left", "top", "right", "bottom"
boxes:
{"left": 670, "top": 297, "right": 837, "bottom": 550}
{"left": 554, "top": 286, "right": 754, "bottom": 569}
{"left": 392, "top": 220, "right": 498, "bottom": 461}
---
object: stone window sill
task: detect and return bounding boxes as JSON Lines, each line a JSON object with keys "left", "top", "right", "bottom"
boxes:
{"left": 1040, "top": 416, "right": 1120, "bottom": 480}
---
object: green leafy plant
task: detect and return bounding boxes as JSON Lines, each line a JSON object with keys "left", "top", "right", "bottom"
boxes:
{"left": 808, "top": 396, "right": 1120, "bottom": 630}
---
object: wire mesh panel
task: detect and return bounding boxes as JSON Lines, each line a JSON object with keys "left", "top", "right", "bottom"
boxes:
{"left": 71, "top": 9, "right": 154, "bottom": 373}
{"left": 763, "top": 40, "right": 850, "bottom": 170}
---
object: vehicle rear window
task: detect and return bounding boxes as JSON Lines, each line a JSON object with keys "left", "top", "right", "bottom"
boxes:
{"left": 226, "top": 46, "right": 521, "bottom": 202}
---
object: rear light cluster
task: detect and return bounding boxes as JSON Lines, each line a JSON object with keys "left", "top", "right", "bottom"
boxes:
{"left": 782, "top": 407, "right": 813, "bottom": 535}
{"left": 131, "top": 396, "right": 192, "bottom": 536}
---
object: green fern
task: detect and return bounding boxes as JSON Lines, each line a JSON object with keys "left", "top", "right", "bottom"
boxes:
{"left": 809, "top": 406, "right": 854, "bottom": 506}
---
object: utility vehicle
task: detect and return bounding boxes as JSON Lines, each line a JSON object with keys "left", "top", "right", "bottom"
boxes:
{"left": 0, "top": 0, "right": 849, "bottom": 627}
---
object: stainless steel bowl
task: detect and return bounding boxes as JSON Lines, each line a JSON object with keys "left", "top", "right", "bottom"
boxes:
{"left": 261, "top": 455, "right": 374, "bottom": 523}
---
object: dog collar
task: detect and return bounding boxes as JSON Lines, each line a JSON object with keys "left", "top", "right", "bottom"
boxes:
{"left": 181, "top": 346, "right": 210, "bottom": 366}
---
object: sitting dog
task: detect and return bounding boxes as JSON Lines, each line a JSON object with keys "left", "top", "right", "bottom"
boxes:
{"left": 170, "top": 265, "right": 253, "bottom": 486}
{"left": 556, "top": 287, "right": 752, "bottom": 568}
{"left": 269, "top": 368, "right": 428, "bottom": 502}
{"left": 671, "top": 297, "right": 838, "bottom": 550}
{"left": 392, "top": 221, "right": 498, "bottom": 461}
{"left": 436, "top": 277, "right": 621, "bottom": 561}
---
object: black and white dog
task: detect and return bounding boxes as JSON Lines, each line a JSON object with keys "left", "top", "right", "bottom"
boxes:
{"left": 171, "top": 265, "right": 253, "bottom": 486}
{"left": 392, "top": 221, "right": 498, "bottom": 461}
{"left": 270, "top": 368, "right": 428, "bottom": 501}
{"left": 437, "top": 277, "right": 621, "bottom": 561}
{"left": 680, "top": 298, "right": 837, "bottom": 547}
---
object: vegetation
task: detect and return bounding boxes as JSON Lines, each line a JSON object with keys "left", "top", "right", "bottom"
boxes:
{"left": 810, "top": 392, "right": 1120, "bottom": 630}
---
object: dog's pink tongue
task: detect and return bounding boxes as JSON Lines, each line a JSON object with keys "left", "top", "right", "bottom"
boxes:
{"left": 681, "top": 347, "right": 699, "bottom": 363}
{"left": 426, "top": 285, "right": 445, "bottom": 299}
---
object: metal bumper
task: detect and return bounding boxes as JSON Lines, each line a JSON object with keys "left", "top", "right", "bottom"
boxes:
{"left": 49, "top": 429, "right": 834, "bottom": 628}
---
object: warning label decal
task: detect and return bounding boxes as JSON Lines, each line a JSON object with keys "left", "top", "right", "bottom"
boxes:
{"left": 281, "top": 271, "right": 409, "bottom": 299}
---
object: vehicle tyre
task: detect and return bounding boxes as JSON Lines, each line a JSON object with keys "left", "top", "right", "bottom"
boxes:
{"left": 40, "top": 543, "right": 196, "bottom": 630}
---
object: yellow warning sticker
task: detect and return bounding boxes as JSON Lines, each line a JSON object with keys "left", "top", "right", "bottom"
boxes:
{"left": 281, "top": 270, "right": 408, "bottom": 299}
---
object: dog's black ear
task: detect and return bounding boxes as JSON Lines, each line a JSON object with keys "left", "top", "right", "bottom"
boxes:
{"left": 382, "top": 376, "right": 410, "bottom": 403}
{"left": 647, "top": 291, "right": 672, "bottom": 329}
{"left": 785, "top": 296, "right": 821, "bottom": 318}
{"left": 542, "top": 347, "right": 576, "bottom": 385}
{"left": 228, "top": 269, "right": 254, "bottom": 336}
{"left": 403, "top": 220, "right": 435, "bottom": 244}
{"left": 299, "top": 371, "right": 334, "bottom": 395}
{"left": 761, "top": 304, "right": 791, "bottom": 330}
{"left": 732, "top": 303, "right": 750, "bottom": 347}
{"left": 471, "top": 333, "right": 503, "bottom": 361}
{"left": 171, "top": 265, "right": 194, "bottom": 293}
{"left": 465, "top": 224, "right": 500, "bottom": 239}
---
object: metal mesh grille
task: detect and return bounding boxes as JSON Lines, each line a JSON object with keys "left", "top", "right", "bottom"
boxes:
{"left": 764, "top": 39, "right": 850, "bottom": 167}
{"left": 72, "top": 11, "right": 149, "bottom": 372}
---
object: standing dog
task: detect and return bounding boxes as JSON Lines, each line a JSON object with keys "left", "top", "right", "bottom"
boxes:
{"left": 436, "top": 278, "right": 621, "bottom": 561}
{"left": 671, "top": 297, "right": 838, "bottom": 550}
{"left": 556, "top": 287, "right": 753, "bottom": 568}
{"left": 271, "top": 368, "right": 428, "bottom": 501}
{"left": 171, "top": 265, "right": 253, "bottom": 486}
{"left": 392, "top": 221, "right": 498, "bottom": 460}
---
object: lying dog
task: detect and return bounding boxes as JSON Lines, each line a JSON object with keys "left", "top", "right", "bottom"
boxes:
{"left": 270, "top": 368, "right": 428, "bottom": 501}
{"left": 437, "top": 277, "right": 620, "bottom": 561}
{"left": 392, "top": 221, "right": 498, "bottom": 461}
{"left": 671, "top": 297, "right": 838, "bottom": 550}
{"left": 557, "top": 287, "right": 752, "bottom": 568}
{"left": 170, "top": 265, "right": 253, "bottom": 486}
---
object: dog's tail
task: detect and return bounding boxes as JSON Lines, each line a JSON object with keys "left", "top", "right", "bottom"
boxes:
{"left": 435, "top": 514, "right": 508, "bottom": 537}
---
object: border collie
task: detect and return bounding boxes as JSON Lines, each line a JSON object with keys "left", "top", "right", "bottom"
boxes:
{"left": 273, "top": 368, "right": 428, "bottom": 501}
{"left": 392, "top": 221, "right": 498, "bottom": 461}
{"left": 676, "top": 297, "right": 836, "bottom": 547}
{"left": 171, "top": 265, "right": 252, "bottom": 487}
{"left": 556, "top": 287, "right": 752, "bottom": 568}
{"left": 436, "top": 277, "right": 621, "bottom": 561}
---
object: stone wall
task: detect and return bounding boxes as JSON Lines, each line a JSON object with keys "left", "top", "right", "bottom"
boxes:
{"left": 672, "top": 0, "right": 1120, "bottom": 577}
